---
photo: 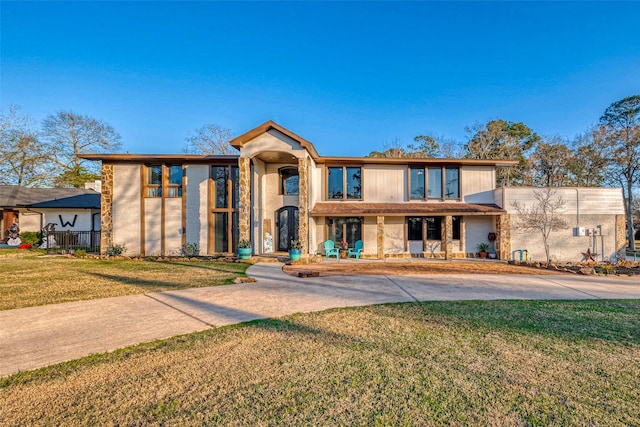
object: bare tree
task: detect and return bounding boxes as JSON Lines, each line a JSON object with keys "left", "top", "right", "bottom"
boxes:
{"left": 600, "top": 95, "right": 640, "bottom": 250}
{"left": 183, "top": 124, "right": 236, "bottom": 155}
{"left": 512, "top": 188, "right": 569, "bottom": 263}
{"left": 42, "top": 111, "right": 122, "bottom": 187}
{"left": 0, "top": 105, "right": 48, "bottom": 186}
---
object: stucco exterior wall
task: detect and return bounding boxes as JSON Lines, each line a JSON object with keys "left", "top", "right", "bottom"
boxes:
{"left": 363, "top": 217, "right": 378, "bottom": 256}
{"left": 363, "top": 166, "right": 406, "bottom": 202}
{"left": 384, "top": 216, "right": 405, "bottom": 254}
{"left": 144, "top": 198, "right": 162, "bottom": 256}
{"left": 185, "top": 164, "right": 209, "bottom": 255}
{"left": 462, "top": 166, "right": 496, "bottom": 203}
{"left": 164, "top": 198, "right": 183, "bottom": 256}
{"left": 510, "top": 213, "right": 619, "bottom": 262}
{"left": 313, "top": 215, "right": 326, "bottom": 255}
{"left": 240, "top": 130, "right": 307, "bottom": 159}
{"left": 113, "top": 164, "right": 142, "bottom": 255}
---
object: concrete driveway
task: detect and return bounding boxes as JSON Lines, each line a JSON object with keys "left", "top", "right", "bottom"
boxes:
{"left": 1, "top": 263, "right": 638, "bottom": 377}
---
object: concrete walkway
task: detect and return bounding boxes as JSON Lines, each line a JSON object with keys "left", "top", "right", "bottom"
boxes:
{"left": 1, "top": 263, "right": 638, "bottom": 377}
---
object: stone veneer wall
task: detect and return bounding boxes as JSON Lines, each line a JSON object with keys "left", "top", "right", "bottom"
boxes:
{"left": 497, "top": 214, "right": 511, "bottom": 260}
{"left": 443, "top": 215, "right": 453, "bottom": 260}
{"left": 616, "top": 214, "right": 627, "bottom": 260}
{"left": 298, "top": 157, "right": 309, "bottom": 256}
{"left": 100, "top": 163, "right": 114, "bottom": 255}
{"left": 377, "top": 216, "right": 384, "bottom": 259}
{"left": 239, "top": 157, "right": 251, "bottom": 244}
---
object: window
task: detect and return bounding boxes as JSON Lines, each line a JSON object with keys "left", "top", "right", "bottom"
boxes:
{"left": 145, "top": 164, "right": 182, "bottom": 198}
{"left": 327, "top": 217, "right": 362, "bottom": 246}
{"left": 445, "top": 168, "right": 459, "bottom": 199}
{"left": 452, "top": 216, "right": 461, "bottom": 240}
{"left": 280, "top": 167, "right": 299, "bottom": 196}
{"left": 410, "top": 168, "right": 425, "bottom": 199}
{"left": 328, "top": 166, "right": 362, "bottom": 200}
{"left": 409, "top": 166, "right": 459, "bottom": 200}
{"left": 211, "top": 165, "right": 239, "bottom": 253}
{"left": 407, "top": 217, "right": 443, "bottom": 241}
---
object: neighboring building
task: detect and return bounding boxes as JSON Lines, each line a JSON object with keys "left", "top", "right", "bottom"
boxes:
{"left": 82, "top": 121, "right": 627, "bottom": 262}
{"left": 0, "top": 186, "right": 101, "bottom": 240}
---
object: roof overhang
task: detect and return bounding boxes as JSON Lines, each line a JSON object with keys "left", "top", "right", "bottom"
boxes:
{"left": 311, "top": 202, "right": 505, "bottom": 217}
{"left": 80, "top": 154, "right": 239, "bottom": 164}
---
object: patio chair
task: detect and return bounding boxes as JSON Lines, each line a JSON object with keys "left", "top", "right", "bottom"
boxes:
{"left": 324, "top": 240, "right": 340, "bottom": 260}
{"left": 347, "top": 240, "right": 363, "bottom": 259}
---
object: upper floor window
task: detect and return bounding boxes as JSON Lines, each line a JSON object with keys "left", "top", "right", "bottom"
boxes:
{"left": 211, "top": 165, "right": 239, "bottom": 209}
{"left": 145, "top": 164, "right": 182, "bottom": 198}
{"left": 409, "top": 166, "right": 459, "bottom": 200}
{"left": 328, "top": 166, "right": 362, "bottom": 200}
{"left": 279, "top": 167, "right": 299, "bottom": 196}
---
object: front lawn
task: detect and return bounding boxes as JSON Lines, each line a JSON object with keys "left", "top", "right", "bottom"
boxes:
{"left": 0, "top": 249, "right": 249, "bottom": 310}
{"left": 1, "top": 300, "right": 638, "bottom": 425}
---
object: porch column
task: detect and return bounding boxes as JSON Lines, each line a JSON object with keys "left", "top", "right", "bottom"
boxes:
{"left": 298, "top": 157, "right": 309, "bottom": 256}
{"left": 238, "top": 157, "right": 251, "bottom": 244}
{"left": 100, "top": 163, "right": 114, "bottom": 255}
{"left": 615, "top": 214, "right": 627, "bottom": 261}
{"left": 443, "top": 215, "right": 453, "bottom": 260}
{"left": 496, "top": 214, "right": 511, "bottom": 260}
{"left": 377, "top": 216, "right": 385, "bottom": 260}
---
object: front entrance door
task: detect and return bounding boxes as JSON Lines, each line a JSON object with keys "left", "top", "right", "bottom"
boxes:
{"left": 276, "top": 206, "right": 299, "bottom": 251}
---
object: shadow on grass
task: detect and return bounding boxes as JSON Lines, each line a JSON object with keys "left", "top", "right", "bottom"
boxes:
{"left": 85, "top": 272, "right": 215, "bottom": 289}
{"left": 162, "top": 261, "right": 249, "bottom": 275}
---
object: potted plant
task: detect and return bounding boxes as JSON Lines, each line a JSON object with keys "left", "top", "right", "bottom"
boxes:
{"left": 289, "top": 239, "right": 302, "bottom": 261}
{"left": 477, "top": 242, "right": 489, "bottom": 259}
{"left": 237, "top": 239, "right": 252, "bottom": 260}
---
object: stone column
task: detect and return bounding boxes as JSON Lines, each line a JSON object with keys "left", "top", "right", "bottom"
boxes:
{"left": 238, "top": 157, "right": 251, "bottom": 244}
{"left": 615, "top": 214, "right": 627, "bottom": 261}
{"left": 377, "top": 216, "right": 385, "bottom": 260}
{"left": 496, "top": 214, "right": 511, "bottom": 261}
{"left": 443, "top": 215, "right": 453, "bottom": 260}
{"left": 298, "top": 157, "right": 309, "bottom": 256}
{"left": 100, "top": 163, "right": 114, "bottom": 255}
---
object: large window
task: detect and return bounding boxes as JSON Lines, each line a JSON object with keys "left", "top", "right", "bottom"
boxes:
{"left": 409, "top": 166, "right": 459, "bottom": 200}
{"left": 407, "top": 216, "right": 461, "bottom": 241}
{"left": 145, "top": 164, "right": 182, "bottom": 198}
{"left": 328, "top": 166, "right": 362, "bottom": 200}
{"left": 211, "top": 165, "right": 239, "bottom": 253}
{"left": 279, "top": 167, "right": 299, "bottom": 196}
{"left": 327, "top": 217, "right": 362, "bottom": 246}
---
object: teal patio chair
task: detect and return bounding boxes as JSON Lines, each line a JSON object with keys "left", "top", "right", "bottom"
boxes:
{"left": 347, "top": 240, "right": 363, "bottom": 259}
{"left": 324, "top": 240, "right": 340, "bottom": 260}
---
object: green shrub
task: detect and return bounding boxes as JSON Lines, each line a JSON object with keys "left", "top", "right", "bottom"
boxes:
{"left": 74, "top": 249, "right": 87, "bottom": 257}
{"left": 19, "top": 232, "right": 41, "bottom": 246}
{"left": 106, "top": 244, "right": 126, "bottom": 257}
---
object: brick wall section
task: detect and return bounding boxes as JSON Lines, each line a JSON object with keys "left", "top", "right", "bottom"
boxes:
{"left": 239, "top": 157, "right": 251, "bottom": 244}
{"left": 497, "top": 214, "right": 511, "bottom": 261}
{"left": 298, "top": 157, "right": 309, "bottom": 256}
{"left": 377, "top": 216, "right": 384, "bottom": 259}
{"left": 100, "top": 163, "right": 114, "bottom": 255}
{"left": 616, "top": 214, "right": 627, "bottom": 260}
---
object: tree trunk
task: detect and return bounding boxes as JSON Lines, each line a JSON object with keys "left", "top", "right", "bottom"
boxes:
{"left": 628, "top": 182, "right": 636, "bottom": 250}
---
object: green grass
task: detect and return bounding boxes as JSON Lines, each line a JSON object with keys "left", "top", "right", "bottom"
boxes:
{"left": 0, "top": 249, "right": 249, "bottom": 310}
{"left": 1, "top": 300, "right": 638, "bottom": 426}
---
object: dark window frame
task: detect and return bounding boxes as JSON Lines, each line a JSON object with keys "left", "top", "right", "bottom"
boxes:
{"left": 144, "top": 163, "right": 183, "bottom": 198}
{"left": 279, "top": 167, "right": 300, "bottom": 196}
{"left": 408, "top": 166, "right": 460, "bottom": 201}
{"left": 326, "top": 166, "right": 363, "bottom": 200}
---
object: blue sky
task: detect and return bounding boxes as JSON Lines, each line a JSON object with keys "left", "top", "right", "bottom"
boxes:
{"left": 1, "top": 1, "right": 639, "bottom": 156}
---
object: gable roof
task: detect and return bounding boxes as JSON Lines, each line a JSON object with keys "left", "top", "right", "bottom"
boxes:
{"left": 229, "top": 120, "right": 321, "bottom": 159}
{"left": 0, "top": 186, "right": 100, "bottom": 209}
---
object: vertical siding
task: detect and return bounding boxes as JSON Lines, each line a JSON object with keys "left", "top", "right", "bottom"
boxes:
{"left": 461, "top": 166, "right": 496, "bottom": 203}
{"left": 113, "top": 164, "right": 141, "bottom": 255}
{"left": 363, "top": 166, "right": 405, "bottom": 202}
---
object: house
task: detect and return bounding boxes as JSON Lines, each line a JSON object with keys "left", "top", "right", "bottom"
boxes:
{"left": 0, "top": 186, "right": 101, "bottom": 241}
{"left": 82, "top": 121, "right": 627, "bottom": 262}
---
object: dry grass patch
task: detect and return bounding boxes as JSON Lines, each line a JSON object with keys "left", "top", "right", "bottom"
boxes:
{"left": 284, "top": 260, "right": 563, "bottom": 277}
{"left": 0, "top": 249, "right": 248, "bottom": 310}
{"left": 1, "top": 300, "right": 638, "bottom": 425}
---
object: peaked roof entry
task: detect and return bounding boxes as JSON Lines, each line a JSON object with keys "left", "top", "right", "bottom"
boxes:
{"left": 229, "top": 120, "right": 321, "bottom": 160}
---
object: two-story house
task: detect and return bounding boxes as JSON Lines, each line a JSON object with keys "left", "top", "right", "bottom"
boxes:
{"left": 83, "top": 121, "right": 627, "bottom": 262}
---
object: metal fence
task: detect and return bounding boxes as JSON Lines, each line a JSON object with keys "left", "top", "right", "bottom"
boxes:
{"left": 45, "top": 231, "right": 101, "bottom": 255}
